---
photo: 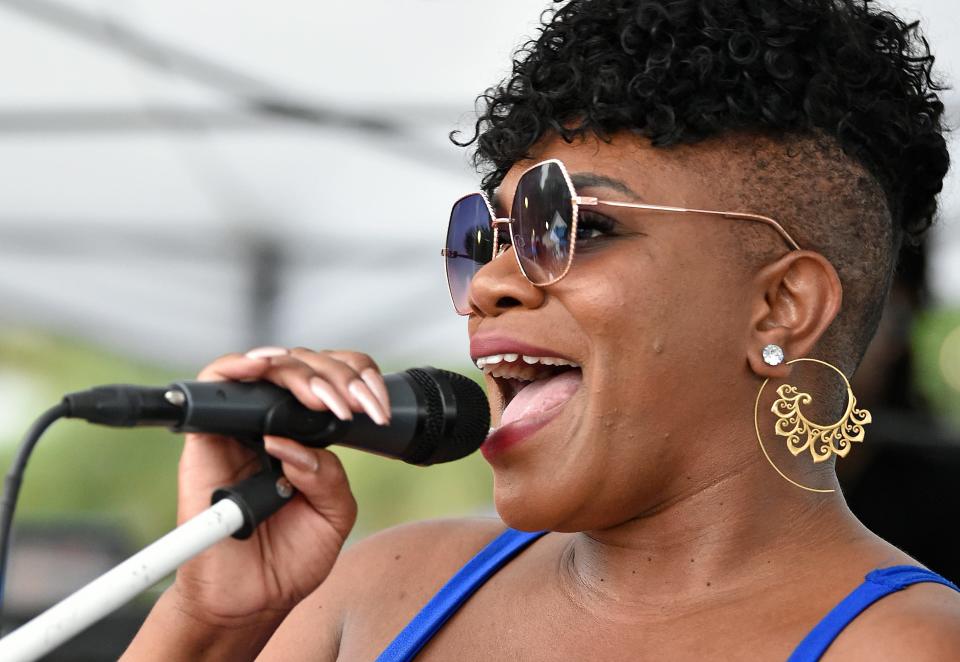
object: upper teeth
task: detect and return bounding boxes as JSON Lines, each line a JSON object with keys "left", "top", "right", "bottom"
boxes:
{"left": 475, "top": 354, "right": 580, "bottom": 370}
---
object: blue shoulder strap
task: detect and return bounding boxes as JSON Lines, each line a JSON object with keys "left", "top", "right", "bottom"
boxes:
{"left": 375, "top": 527, "right": 547, "bottom": 662}
{"left": 788, "top": 565, "right": 960, "bottom": 662}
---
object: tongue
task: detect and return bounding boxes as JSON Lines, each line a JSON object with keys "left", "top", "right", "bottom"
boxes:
{"left": 500, "top": 369, "right": 582, "bottom": 428}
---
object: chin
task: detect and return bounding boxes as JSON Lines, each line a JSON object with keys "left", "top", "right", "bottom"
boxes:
{"left": 492, "top": 474, "right": 561, "bottom": 532}
{"left": 490, "top": 471, "right": 595, "bottom": 533}
{"left": 491, "top": 461, "right": 664, "bottom": 534}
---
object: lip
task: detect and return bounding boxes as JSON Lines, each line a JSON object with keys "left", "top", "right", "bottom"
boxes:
{"left": 469, "top": 334, "right": 578, "bottom": 364}
{"left": 481, "top": 400, "right": 567, "bottom": 461}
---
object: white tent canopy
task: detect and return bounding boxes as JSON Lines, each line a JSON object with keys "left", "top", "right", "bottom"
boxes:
{"left": 0, "top": 0, "right": 957, "bottom": 370}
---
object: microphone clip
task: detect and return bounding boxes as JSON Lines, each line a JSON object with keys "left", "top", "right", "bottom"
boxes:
{"left": 211, "top": 448, "right": 295, "bottom": 540}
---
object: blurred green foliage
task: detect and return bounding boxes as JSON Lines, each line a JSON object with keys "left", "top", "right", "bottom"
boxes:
{"left": 0, "top": 329, "right": 492, "bottom": 551}
{"left": 914, "top": 308, "right": 960, "bottom": 424}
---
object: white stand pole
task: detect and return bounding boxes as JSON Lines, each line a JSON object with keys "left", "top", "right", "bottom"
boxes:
{"left": 0, "top": 498, "right": 245, "bottom": 662}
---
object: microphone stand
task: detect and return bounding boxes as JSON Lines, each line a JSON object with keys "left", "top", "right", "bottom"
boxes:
{"left": 0, "top": 455, "right": 294, "bottom": 662}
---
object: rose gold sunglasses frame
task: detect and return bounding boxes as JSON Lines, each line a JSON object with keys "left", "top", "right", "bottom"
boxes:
{"left": 442, "top": 158, "right": 801, "bottom": 316}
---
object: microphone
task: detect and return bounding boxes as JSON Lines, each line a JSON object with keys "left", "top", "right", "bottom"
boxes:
{"left": 62, "top": 368, "right": 489, "bottom": 466}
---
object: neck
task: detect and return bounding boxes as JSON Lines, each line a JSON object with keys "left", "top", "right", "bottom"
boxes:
{"left": 559, "top": 457, "right": 864, "bottom": 617}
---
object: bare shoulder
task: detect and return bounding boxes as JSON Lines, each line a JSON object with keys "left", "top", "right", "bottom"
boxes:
{"left": 826, "top": 578, "right": 960, "bottom": 661}
{"left": 259, "top": 517, "right": 507, "bottom": 661}
{"left": 336, "top": 517, "right": 509, "bottom": 635}
{"left": 339, "top": 516, "right": 510, "bottom": 581}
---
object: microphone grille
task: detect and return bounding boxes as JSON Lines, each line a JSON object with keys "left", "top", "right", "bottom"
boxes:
{"left": 403, "top": 368, "right": 489, "bottom": 465}
{"left": 437, "top": 370, "right": 490, "bottom": 462}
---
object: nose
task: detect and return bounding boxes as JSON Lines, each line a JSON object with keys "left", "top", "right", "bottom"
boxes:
{"left": 468, "top": 245, "right": 546, "bottom": 316}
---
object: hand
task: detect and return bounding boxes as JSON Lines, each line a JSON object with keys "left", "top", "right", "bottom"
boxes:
{"left": 168, "top": 346, "right": 391, "bottom": 629}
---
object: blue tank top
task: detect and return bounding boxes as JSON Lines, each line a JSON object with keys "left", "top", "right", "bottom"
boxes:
{"left": 375, "top": 528, "right": 959, "bottom": 661}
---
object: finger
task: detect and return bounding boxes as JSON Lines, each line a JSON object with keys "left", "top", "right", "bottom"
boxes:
{"left": 244, "top": 346, "right": 289, "bottom": 360}
{"left": 263, "top": 435, "right": 318, "bottom": 471}
{"left": 290, "top": 349, "right": 389, "bottom": 423}
{"left": 360, "top": 368, "right": 391, "bottom": 415}
{"left": 307, "top": 377, "right": 354, "bottom": 421}
{"left": 323, "top": 350, "right": 382, "bottom": 375}
{"left": 196, "top": 349, "right": 288, "bottom": 382}
{"left": 348, "top": 379, "right": 389, "bottom": 425}
{"left": 260, "top": 356, "right": 354, "bottom": 420}
{"left": 198, "top": 351, "right": 356, "bottom": 422}
{"left": 326, "top": 351, "right": 391, "bottom": 413}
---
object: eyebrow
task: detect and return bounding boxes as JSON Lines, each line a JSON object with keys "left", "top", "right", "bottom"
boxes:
{"left": 569, "top": 172, "right": 641, "bottom": 199}
{"left": 492, "top": 170, "right": 643, "bottom": 211}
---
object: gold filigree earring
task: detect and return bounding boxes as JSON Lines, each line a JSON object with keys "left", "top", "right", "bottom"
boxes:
{"left": 754, "top": 345, "right": 872, "bottom": 494}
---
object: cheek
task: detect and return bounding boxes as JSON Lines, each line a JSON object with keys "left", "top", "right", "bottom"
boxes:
{"left": 568, "top": 246, "right": 743, "bottom": 443}
{"left": 563, "top": 257, "right": 682, "bottom": 467}
{"left": 638, "top": 239, "right": 749, "bottom": 355}
{"left": 566, "top": 247, "right": 679, "bottom": 378}
{"left": 566, "top": 251, "right": 670, "bottom": 341}
{"left": 492, "top": 246, "right": 751, "bottom": 527}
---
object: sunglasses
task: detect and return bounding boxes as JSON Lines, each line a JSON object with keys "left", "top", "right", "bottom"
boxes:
{"left": 442, "top": 158, "right": 801, "bottom": 315}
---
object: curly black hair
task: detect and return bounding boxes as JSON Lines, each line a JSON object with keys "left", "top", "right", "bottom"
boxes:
{"left": 454, "top": 0, "right": 949, "bottom": 367}
{"left": 457, "top": 0, "right": 947, "bottom": 242}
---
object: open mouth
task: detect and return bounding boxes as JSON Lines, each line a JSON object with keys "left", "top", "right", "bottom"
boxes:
{"left": 475, "top": 354, "right": 583, "bottom": 428}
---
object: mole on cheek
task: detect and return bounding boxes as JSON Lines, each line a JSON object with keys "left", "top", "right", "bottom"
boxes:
{"left": 653, "top": 339, "right": 665, "bottom": 354}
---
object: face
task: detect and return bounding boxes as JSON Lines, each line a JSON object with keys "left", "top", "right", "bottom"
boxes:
{"left": 465, "top": 132, "right": 789, "bottom": 533}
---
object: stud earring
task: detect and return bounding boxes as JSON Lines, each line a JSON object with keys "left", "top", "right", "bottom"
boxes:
{"left": 762, "top": 344, "right": 785, "bottom": 366}
{"left": 754, "top": 357, "right": 872, "bottom": 493}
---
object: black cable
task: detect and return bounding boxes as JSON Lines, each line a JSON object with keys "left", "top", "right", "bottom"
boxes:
{"left": 0, "top": 402, "right": 68, "bottom": 624}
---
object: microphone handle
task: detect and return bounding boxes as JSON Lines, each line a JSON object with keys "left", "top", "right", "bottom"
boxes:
{"left": 171, "top": 372, "right": 424, "bottom": 457}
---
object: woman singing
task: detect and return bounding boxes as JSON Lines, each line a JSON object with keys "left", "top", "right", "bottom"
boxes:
{"left": 124, "top": 0, "right": 960, "bottom": 659}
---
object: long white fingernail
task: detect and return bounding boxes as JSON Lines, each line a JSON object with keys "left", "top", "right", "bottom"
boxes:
{"left": 361, "top": 368, "right": 391, "bottom": 414}
{"left": 310, "top": 378, "right": 353, "bottom": 421}
{"left": 349, "top": 380, "right": 389, "bottom": 426}
{"left": 245, "top": 346, "right": 289, "bottom": 360}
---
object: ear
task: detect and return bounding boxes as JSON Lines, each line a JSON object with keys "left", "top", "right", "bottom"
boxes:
{"left": 746, "top": 251, "right": 843, "bottom": 379}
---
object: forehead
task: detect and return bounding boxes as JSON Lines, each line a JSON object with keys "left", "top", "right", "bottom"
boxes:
{"left": 490, "top": 131, "right": 744, "bottom": 213}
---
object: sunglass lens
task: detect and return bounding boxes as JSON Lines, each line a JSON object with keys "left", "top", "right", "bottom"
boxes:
{"left": 445, "top": 193, "right": 494, "bottom": 314}
{"left": 510, "top": 161, "right": 574, "bottom": 285}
